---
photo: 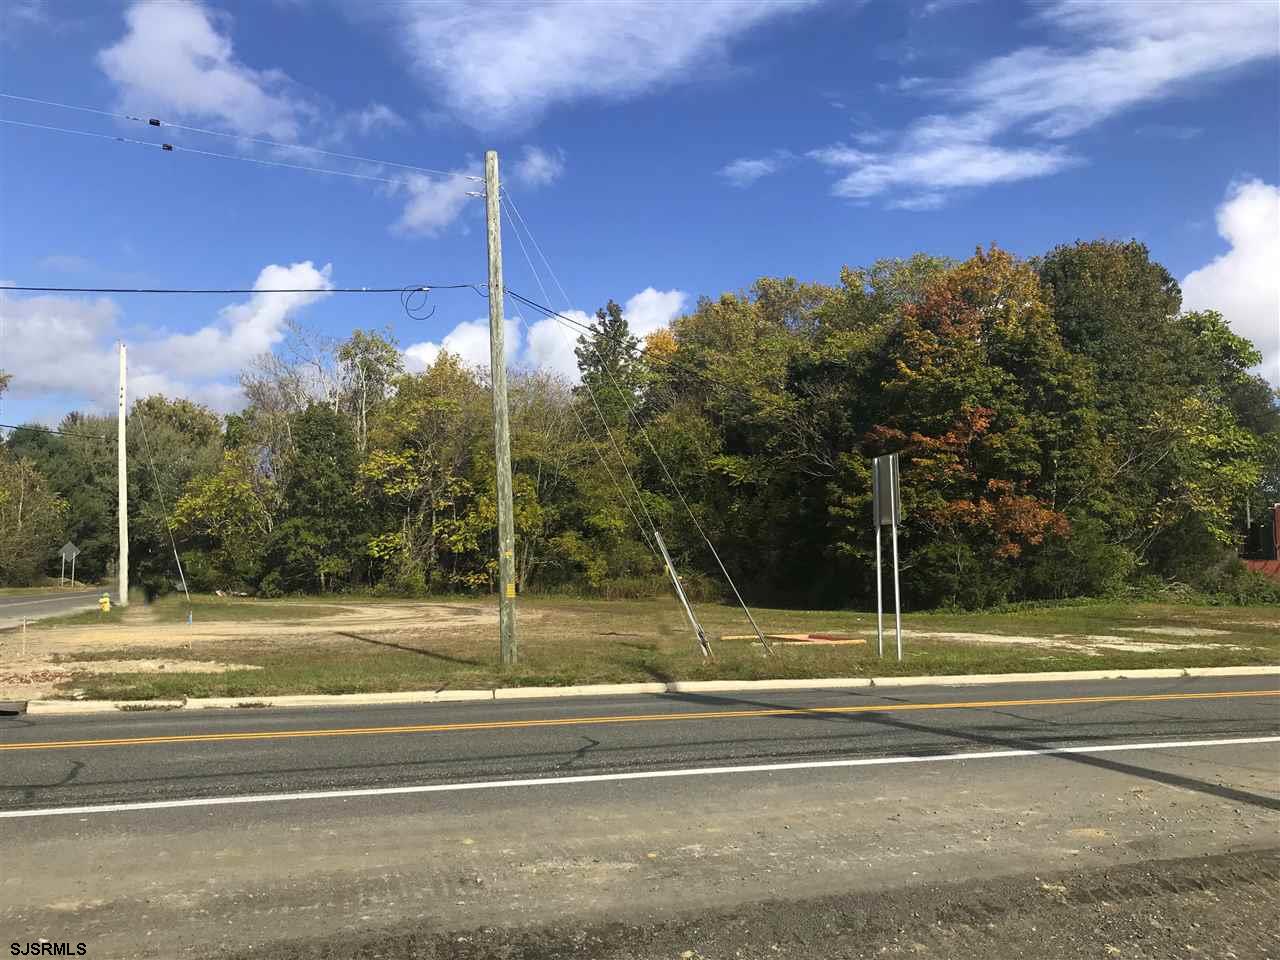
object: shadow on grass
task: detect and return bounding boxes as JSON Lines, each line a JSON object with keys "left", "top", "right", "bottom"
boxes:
{"left": 334, "top": 632, "right": 483, "bottom": 667}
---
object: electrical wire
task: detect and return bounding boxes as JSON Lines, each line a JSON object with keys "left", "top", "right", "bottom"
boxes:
{"left": 501, "top": 192, "right": 773, "bottom": 653}
{"left": 133, "top": 406, "right": 192, "bottom": 609}
{"left": 3, "top": 284, "right": 483, "bottom": 295}
{"left": 500, "top": 204, "right": 660, "bottom": 556}
{"left": 0, "top": 421, "right": 109, "bottom": 441}
{"left": 0, "top": 92, "right": 482, "bottom": 181}
{"left": 506, "top": 289, "right": 769, "bottom": 410}
{"left": 501, "top": 284, "right": 657, "bottom": 556}
{"left": 0, "top": 117, "right": 465, "bottom": 190}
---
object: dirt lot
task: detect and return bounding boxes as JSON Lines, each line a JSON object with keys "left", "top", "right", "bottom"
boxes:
{"left": 0, "top": 598, "right": 503, "bottom": 699}
{"left": 1, "top": 595, "right": 1276, "bottom": 702}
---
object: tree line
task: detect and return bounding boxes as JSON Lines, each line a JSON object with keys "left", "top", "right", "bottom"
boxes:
{"left": 2, "top": 240, "right": 1278, "bottom": 608}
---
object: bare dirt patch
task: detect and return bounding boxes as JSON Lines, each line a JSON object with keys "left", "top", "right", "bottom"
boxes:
{"left": 0, "top": 599, "right": 506, "bottom": 698}
{"left": 866, "top": 629, "right": 1247, "bottom": 657}
{"left": 0, "top": 658, "right": 262, "bottom": 699}
{"left": 5, "top": 600, "right": 500, "bottom": 660}
{"left": 1116, "top": 625, "right": 1233, "bottom": 637}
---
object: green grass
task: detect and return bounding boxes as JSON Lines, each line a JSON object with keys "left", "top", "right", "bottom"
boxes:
{"left": 44, "top": 595, "right": 1280, "bottom": 701}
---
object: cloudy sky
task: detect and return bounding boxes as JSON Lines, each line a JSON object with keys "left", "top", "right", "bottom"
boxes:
{"left": 0, "top": 0, "right": 1277, "bottom": 423}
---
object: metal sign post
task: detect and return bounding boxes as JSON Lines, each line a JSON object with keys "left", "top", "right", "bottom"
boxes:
{"left": 872, "top": 454, "right": 903, "bottom": 662}
{"left": 59, "top": 542, "right": 80, "bottom": 589}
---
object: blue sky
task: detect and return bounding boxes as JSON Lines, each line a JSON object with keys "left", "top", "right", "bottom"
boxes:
{"left": 1, "top": 0, "right": 1277, "bottom": 424}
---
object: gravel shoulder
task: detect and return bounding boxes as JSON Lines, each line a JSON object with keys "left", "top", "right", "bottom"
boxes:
{"left": 219, "top": 848, "right": 1280, "bottom": 960}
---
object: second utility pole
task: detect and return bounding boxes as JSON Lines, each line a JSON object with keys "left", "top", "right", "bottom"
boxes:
{"left": 485, "top": 150, "right": 517, "bottom": 665}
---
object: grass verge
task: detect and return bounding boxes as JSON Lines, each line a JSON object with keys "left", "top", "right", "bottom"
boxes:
{"left": 40, "top": 596, "right": 1280, "bottom": 701}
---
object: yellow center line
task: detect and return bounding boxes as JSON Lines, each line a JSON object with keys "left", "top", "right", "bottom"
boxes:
{"left": 1, "top": 689, "right": 1276, "bottom": 753}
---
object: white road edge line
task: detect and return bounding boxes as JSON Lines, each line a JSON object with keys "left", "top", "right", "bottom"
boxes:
{"left": 4, "top": 735, "right": 1278, "bottom": 821}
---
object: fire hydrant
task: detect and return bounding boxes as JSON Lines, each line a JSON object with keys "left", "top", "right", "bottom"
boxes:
{"left": 98, "top": 593, "right": 111, "bottom": 614}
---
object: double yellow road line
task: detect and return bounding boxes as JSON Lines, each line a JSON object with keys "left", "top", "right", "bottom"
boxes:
{"left": 2, "top": 688, "right": 1276, "bottom": 753}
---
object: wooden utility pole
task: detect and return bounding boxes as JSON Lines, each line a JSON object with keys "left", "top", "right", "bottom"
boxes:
{"left": 485, "top": 150, "right": 517, "bottom": 664}
{"left": 117, "top": 342, "right": 129, "bottom": 607}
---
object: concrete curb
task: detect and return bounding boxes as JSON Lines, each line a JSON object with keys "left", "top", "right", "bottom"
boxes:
{"left": 19, "top": 664, "right": 1278, "bottom": 716}
{"left": 494, "top": 682, "right": 667, "bottom": 700}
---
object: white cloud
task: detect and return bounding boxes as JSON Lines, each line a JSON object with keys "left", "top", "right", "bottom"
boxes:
{"left": 387, "top": 1, "right": 814, "bottom": 130}
{"left": 888, "top": 193, "right": 946, "bottom": 212}
{"left": 0, "top": 261, "right": 332, "bottom": 413}
{"left": 136, "top": 261, "right": 333, "bottom": 380}
{"left": 0, "top": 294, "right": 120, "bottom": 399}
{"left": 814, "top": 141, "right": 1077, "bottom": 200}
{"left": 405, "top": 288, "right": 687, "bottom": 384}
{"left": 514, "top": 146, "right": 566, "bottom": 188}
{"left": 99, "top": 1, "right": 407, "bottom": 169}
{"left": 965, "top": 2, "right": 1278, "bottom": 139}
{"left": 524, "top": 312, "right": 588, "bottom": 381}
{"left": 1181, "top": 180, "right": 1280, "bottom": 387}
{"left": 395, "top": 170, "right": 480, "bottom": 235}
{"left": 99, "top": 0, "right": 314, "bottom": 140}
{"left": 621, "top": 287, "right": 687, "bottom": 338}
{"left": 719, "top": 149, "right": 797, "bottom": 188}
{"left": 521, "top": 288, "right": 687, "bottom": 382}
{"left": 919, "top": 0, "right": 980, "bottom": 16}
{"left": 811, "top": 0, "right": 1279, "bottom": 206}
{"left": 403, "top": 318, "right": 521, "bottom": 374}
{"left": 525, "top": 287, "right": 687, "bottom": 381}
{"left": 342, "top": 103, "right": 405, "bottom": 138}
{"left": 719, "top": 157, "right": 781, "bottom": 188}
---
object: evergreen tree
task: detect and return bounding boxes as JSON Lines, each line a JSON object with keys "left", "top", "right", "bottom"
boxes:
{"left": 575, "top": 300, "right": 641, "bottom": 429}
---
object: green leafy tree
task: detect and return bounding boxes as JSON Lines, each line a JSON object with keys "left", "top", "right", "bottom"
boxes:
{"left": 576, "top": 300, "right": 641, "bottom": 430}
{"left": 0, "top": 450, "right": 67, "bottom": 585}
{"left": 360, "top": 352, "right": 489, "bottom": 593}
{"left": 263, "top": 404, "right": 360, "bottom": 593}
{"left": 7, "top": 414, "right": 117, "bottom": 582}
{"left": 1039, "top": 242, "right": 1275, "bottom": 582}
{"left": 128, "top": 396, "right": 223, "bottom": 597}
{"left": 173, "top": 450, "right": 275, "bottom": 587}
{"left": 859, "top": 246, "right": 1104, "bottom": 607}
{"left": 337, "top": 328, "right": 403, "bottom": 454}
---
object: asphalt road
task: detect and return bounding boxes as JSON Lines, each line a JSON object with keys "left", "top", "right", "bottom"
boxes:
{"left": 1, "top": 675, "right": 1277, "bottom": 958}
{"left": 0, "top": 588, "right": 110, "bottom": 630}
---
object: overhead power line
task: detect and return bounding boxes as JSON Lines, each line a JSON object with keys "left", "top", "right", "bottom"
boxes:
{"left": 0, "top": 117, "right": 467, "bottom": 190}
{"left": 0, "top": 422, "right": 109, "bottom": 441}
{"left": 505, "top": 288, "right": 769, "bottom": 410}
{"left": 500, "top": 192, "right": 774, "bottom": 654}
{"left": 499, "top": 201, "right": 661, "bottom": 554}
{"left": 502, "top": 289, "right": 658, "bottom": 557}
{"left": 133, "top": 404, "right": 192, "bottom": 607}
{"left": 3, "top": 284, "right": 482, "bottom": 295}
{"left": 0, "top": 92, "right": 481, "bottom": 182}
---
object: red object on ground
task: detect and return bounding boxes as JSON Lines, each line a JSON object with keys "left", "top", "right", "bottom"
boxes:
{"left": 1244, "top": 560, "right": 1280, "bottom": 583}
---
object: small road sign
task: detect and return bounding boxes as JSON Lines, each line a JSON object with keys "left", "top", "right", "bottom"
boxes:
{"left": 59, "top": 542, "right": 81, "bottom": 588}
{"left": 871, "top": 454, "right": 903, "bottom": 662}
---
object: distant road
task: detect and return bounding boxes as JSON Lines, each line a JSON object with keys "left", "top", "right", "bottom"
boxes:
{"left": 1, "top": 675, "right": 1277, "bottom": 958}
{"left": 0, "top": 588, "right": 110, "bottom": 629}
